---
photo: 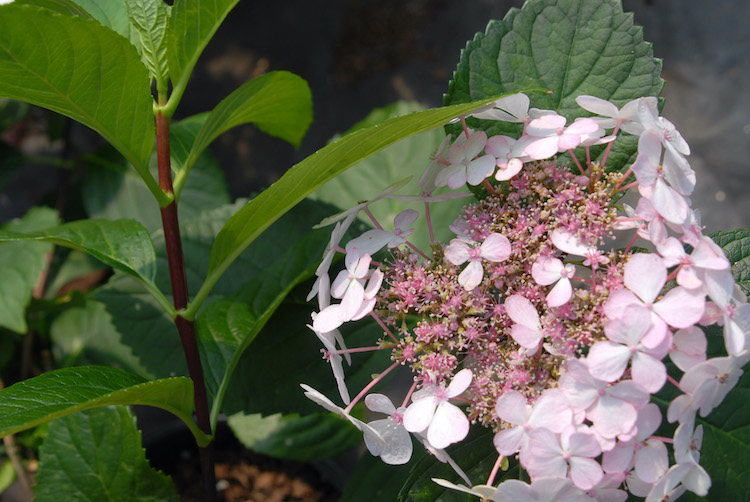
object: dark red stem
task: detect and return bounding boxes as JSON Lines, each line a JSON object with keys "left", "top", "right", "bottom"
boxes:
{"left": 156, "top": 110, "right": 216, "bottom": 502}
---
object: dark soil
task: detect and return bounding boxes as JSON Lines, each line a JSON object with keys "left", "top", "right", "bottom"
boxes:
{"left": 144, "top": 417, "right": 341, "bottom": 502}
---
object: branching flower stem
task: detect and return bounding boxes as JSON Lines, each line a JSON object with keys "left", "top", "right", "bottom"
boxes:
{"left": 155, "top": 106, "right": 216, "bottom": 502}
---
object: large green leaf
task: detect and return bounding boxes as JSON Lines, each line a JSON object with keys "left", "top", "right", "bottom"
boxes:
{"left": 166, "top": 0, "right": 241, "bottom": 108}
{"left": 0, "top": 218, "right": 159, "bottom": 290}
{"left": 35, "top": 406, "right": 179, "bottom": 502}
{"left": 12, "top": 0, "right": 92, "bottom": 18}
{"left": 398, "top": 427, "right": 509, "bottom": 502}
{"left": 309, "top": 101, "right": 466, "bottom": 252}
{"left": 444, "top": 0, "right": 663, "bottom": 171}
{"left": 0, "top": 366, "right": 209, "bottom": 445}
{"left": 221, "top": 302, "right": 393, "bottom": 417}
{"left": 82, "top": 140, "right": 230, "bottom": 235}
{"left": 173, "top": 71, "right": 312, "bottom": 195}
{"left": 340, "top": 447, "right": 428, "bottom": 502}
{"left": 69, "top": 0, "right": 140, "bottom": 46}
{"left": 0, "top": 5, "right": 160, "bottom": 198}
{"left": 710, "top": 229, "right": 750, "bottom": 297}
{"left": 195, "top": 199, "right": 332, "bottom": 424}
{"left": 94, "top": 199, "right": 333, "bottom": 382}
{"left": 50, "top": 296, "right": 152, "bottom": 379}
{"left": 126, "top": 0, "right": 170, "bottom": 87}
{"left": 94, "top": 272, "right": 184, "bottom": 379}
{"left": 0, "top": 207, "right": 58, "bottom": 333}
{"left": 227, "top": 411, "right": 361, "bottom": 462}
{"left": 194, "top": 95, "right": 516, "bottom": 313}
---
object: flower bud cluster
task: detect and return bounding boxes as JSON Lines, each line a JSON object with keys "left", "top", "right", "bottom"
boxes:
{"left": 302, "top": 93, "right": 750, "bottom": 501}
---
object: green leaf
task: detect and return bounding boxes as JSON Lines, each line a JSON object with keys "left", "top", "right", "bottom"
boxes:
{"left": 0, "top": 219, "right": 157, "bottom": 285}
{"left": 166, "top": 0, "right": 241, "bottom": 109}
{"left": 0, "top": 218, "right": 172, "bottom": 314}
{"left": 35, "top": 406, "right": 179, "bottom": 502}
{"left": 221, "top": 302, "right": 392, "bottom": 417}
{"left": 0, "top": 366, "right": 209, "bottom": 445}
{"left": 399, "top": 427, "right": 514, "bottom": 502}
{"left": 126, "top": 0, "right": 170, "bottom": 88}
{"left": 0, "top": 207, "right": 58, "bottom": 332}
{"left": 68, "top": 0, "right": 140, "bottom": 47}
{"left": 94, "top": 199, "right": 332, "bottom": 382}
{"left": 94, "top": 273, "right": 184, "bottom": 379}
{"left": 710, "top": 229, "right": 750, "bottom": 297}
{"left": 50, "top": 297, "right": 152, "bottom": 379}
{"left": 194, "top": 95, "right": 516, "bottom": 313}
{"left": 309, "top": 101, "right": 465, "bottom": 252}
{"left": 444, "top": 0, "right": 663, "bottom": 172}
{"left": 82, "top": 141, "right": 230, "bottom": 235}
{"left": 0, "top": 5, "right": 160, "bottom": 198}
{"left": 227, "top": 411, "right": 361, "bottom": 462}
{"left": 195, "top": 199, "right": 331, "bottom": 424}
{"left": 174, "top": 71, "right": 312, "bottom": 194}
{"left": 341, "top": 447, "right": 427, "bottom": 502}
{"left": 12, "top": 0, "right": 93, "bottom": 18}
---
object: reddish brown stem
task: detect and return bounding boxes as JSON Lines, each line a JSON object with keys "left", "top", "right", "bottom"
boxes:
{"left": 156, "top": 110, "right": 216, "bottom": 502}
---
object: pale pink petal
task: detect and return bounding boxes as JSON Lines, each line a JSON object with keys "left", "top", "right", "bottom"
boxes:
{"left": 527, "top": 114, "right": 566, "bottom": 134}
{"left": 569, "top": 456, "right": 604, "bottom": 490}
{"left": 394, "top": 209, "right": 419, "bottom": 230}
{"left": 589, "top": 395, "right": 638, "bottom": 439}
{"left": 435, "top": 165, "right": 463, "bottom": 188}
{"left": 349, "top": 297, "right": 376, "bottom": 321}
{"left": 634, "top": 440, "right": 669, "bottom": 483}
{"left": 485, "top": 135, "right": 513, "bottom": 157}
{"left": 493, "top": 426, "right": 525, "bottom": 456}
{"left": 466, "top": 155, "right": 497, "bottom": 185}
{"left": 670, "top": 327, "right": 707, "bottom": 372}
{"left": 604, "top": 307, "right": 651, "bottom": 345}
{"left": 624, "top": 253, "right": 666, "bottom": 304}
{"left": 446, "top": 368, "right": 473, "bottom": 397}
{"left": 576, "top": 95, "right": 619, "bottom": 118}
{"left": 458, "top": 260, "right": 484, "bottom": 290}
{"left": 524, "top": 136, "right": 561, "bottom": 160}
{"left": 495, "top": 390, "right": 528, "bottom": 424}
{"left": 546, "top": 277, "right": 573, "bottom": 307}
{"left": 480, "top": 233, "right": 511, "bottom": 262}
{"left": 631, "top": 352, "right": 667, "bottom": 393}
{"left": 532, "top": 256, "right": 564, "bottom": 285}
{"left": 568, "top": 431, "right": 602, "bottom": 458}
{"left": 511, "top": 324, "right": 543, "bottom": 350}
{"left": 603, "top": 289, "right": 642, "bottom": 319}
{"left": 340, "top": 280, "right": 365, "bottom": 319}
{"left": 505, "top": 294, "right": 541, "bottom": 327}
{"left": 312, "top": 304, "right": 345, "bottom": 333}
{"left": 495, "top": 158, "right": 523, "bottom": 180}
{"left": 650, "top": 179, "right": 689, "bottom": 224}
{"left": 402, "top": 395, "right": 438, "bottom": 433}
{"left": 330, "top": 269, "right": 352, "bottom": 298}
{"left": 365, "top": 393, "right": 396, "bottom": 415}
{"left": 428, "top": 402, "right": 470, "bottom": 449}
{"left": 558, "top": 133, "right": 582, "bottom": 151}
{"left": 528, "top": 389, "right": 573, "bottom": 433}
{"left": 653, "top": 287, "right": 705, "bottom": 328}
{"left": 444, "top": 166, "right": 469, "bottom": 189}
{"left": 587, "top": 341, "right": 631, "bottom": 382}
{"left": 364, "top": 269, "right": 384, "bottom": 298}
{"left": 551, "top": 229, "right": 590, "bottom": 256}
{"left": 464, "top": 130, "right": 488, "bottom": 159}
{"left": 444, "top": 239, "right": 470, "bottom": 265}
